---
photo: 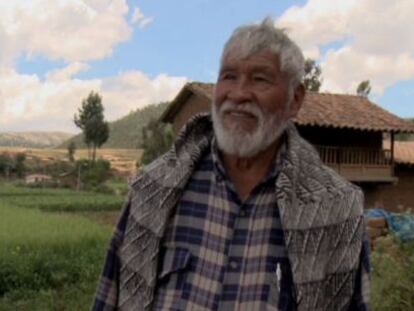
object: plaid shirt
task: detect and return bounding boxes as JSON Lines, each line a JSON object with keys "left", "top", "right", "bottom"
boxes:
{"left": 153, "top": 141, "right": 294, "bottom": 310}
{"left": 92, "top": 139, "right": 371, "bottom": 311}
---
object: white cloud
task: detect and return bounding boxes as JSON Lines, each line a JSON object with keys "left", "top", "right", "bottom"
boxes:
{"left": 0, "top": 0, "right": 187, "bottom": 132}
{"left": 100, "top": 71, "right": 187, "bottom": 122}
{"left": 0, "top": 0, "right": 132, "bottom": 66}
{"left": 46, "top": 62, "right": 90, "bottom": 82}
{"left": 0, "top": 1, "right": 188, "bottom": 133}
{"left": 0, "top": 69, "right": 187, "bottom": 132}
{"left": 275, "top": 0, "right": 414, "bottom": 95}
{"left": 322, "top": 48, "right": 414, "bottom": 95}
{"left": 130, "top": 7, "right": 154, "bottom": 29}
{"left": 0, "top": 68, "right": 100, "bottom": 132}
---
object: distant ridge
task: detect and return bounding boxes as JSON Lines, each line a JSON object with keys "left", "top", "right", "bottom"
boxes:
{"left": 0, "top": 131, "right": 74, "bottom": 148}
{"left": 60, "top": 102, "right": 169, "bottom": 149}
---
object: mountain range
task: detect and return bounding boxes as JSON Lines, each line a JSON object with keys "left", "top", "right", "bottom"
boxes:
{"left": 0, "top": 132, "right": 73, "bottom": 148}
{"left": 60, "top": 102, "right": 169, "bottom": 149}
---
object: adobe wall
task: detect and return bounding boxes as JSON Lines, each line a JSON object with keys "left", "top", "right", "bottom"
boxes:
{"left": 172, "top": 95, "right": 210, "bottom": 133}
{"left": 361, "top": 164, "right": 414, "bottom": 212}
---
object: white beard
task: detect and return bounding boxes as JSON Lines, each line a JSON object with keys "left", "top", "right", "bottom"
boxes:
{"left": 212, "top": 100, "right": 290, "bottom": 158}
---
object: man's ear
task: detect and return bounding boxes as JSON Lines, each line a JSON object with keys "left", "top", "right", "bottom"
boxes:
{"left": 288, "top": 83, "right": 305, "bottom": 118}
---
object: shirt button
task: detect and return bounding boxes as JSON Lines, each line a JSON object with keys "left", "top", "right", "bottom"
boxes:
{"left": 229, "top": 261, "right": 238, "bottom": 270}
{"left": 240, "top": 210, "right": 247, "bottom": 217}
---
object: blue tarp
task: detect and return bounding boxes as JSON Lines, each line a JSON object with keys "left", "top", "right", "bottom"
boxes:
{"left": 365, "top": 208, "right": 414, "bottom": 242}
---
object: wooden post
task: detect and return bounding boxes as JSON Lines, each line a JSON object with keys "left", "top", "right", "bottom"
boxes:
{"left": 76, "top": 164, "right": 81, "bottom": 191}
{"left": 391, "top": 131, "right": 395, "bottom": 178}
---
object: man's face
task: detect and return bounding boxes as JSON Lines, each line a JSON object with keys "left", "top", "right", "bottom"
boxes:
{"left": 212, "top": 49, "right": 301, "bottom": 157}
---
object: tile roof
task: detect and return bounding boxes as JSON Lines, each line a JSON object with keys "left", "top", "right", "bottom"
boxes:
{"left": 295, "top": 92, "right": 414, "bottom": 133}
{"left": 162, "top": 82, "right": 414, "bottom": 133}
{"left": 394, "top": 141, "right": 414, "bottom": 165}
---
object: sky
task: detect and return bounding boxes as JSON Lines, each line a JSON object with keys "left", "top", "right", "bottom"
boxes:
{"left": 0, "top": 0, "right": 413, "bottom": 133}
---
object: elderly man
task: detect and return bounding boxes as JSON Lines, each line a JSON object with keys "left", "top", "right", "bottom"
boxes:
{"left": 92, "top": 18, "right": 370, "bottom": 311}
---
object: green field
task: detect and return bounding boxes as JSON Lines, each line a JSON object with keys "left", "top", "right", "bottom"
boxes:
{"left": 0, "top": 182, "right": 121, "bottom": 310}
{"left": 0, "top": 182, "right": 125, "bottom": 212}
{"left": 1, "top": 181, "right": 414, "bottom": 310}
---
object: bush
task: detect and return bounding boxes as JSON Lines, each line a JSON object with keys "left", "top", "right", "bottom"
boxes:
{"left": 0, "top": 153, "right": 13, "bottom": 176}
{"left": 77, "top": 159, "right": 112, "bottom": 187}
{"left": 91, "top": 183, "right": 116, "bottom": 195}
{"left": 32, "top": 160, "right": 74, "bottom": 178}
{"left": 140, "top": 119, "right": 173, "bottom": 165}
{"left": 371, "top": 236, "right": 414, "bottom": 311}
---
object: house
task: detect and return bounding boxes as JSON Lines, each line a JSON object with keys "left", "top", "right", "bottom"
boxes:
{"left": 161, "top": 82, "right": 414, "bottom": 211}
{"left": 365, "top": 141, "right": 414, "bottom": 212}
{"left": 25, "top": 174, "right": 53, "bottom": 184}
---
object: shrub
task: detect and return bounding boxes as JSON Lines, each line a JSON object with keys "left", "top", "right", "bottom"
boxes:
{"left": 371, "top": 236, "right": 414, "bottom": 311}
{"left": 77, "top": 159, "right": 112, "bottom": 187}
{"left": 91, "top": 183, "right": 116, "bottom": 194}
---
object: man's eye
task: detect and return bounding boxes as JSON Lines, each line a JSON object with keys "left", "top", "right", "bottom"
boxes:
{"left": 220, "top": 73, "right": 236, "bottom": 81}
{"left": 253, "top": 75, "right": 268, "bottom": 82}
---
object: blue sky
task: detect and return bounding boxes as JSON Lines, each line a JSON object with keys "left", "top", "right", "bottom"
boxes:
{"left": 17, "top": 0, "right": 306, "bottom": 81}
{"left": 1, "top": 0, "right": 413, "bottom": 132}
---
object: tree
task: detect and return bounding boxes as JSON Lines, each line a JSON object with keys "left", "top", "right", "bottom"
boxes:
{"left": 74, "top": 91, "right": 110, "bottom": 163}
{"left": 357, "top": 80, "right": 371, "bottom": 97}
{"left": 14, "top": 153, "right": 26, "bottom": 178}
{"left": 140, "top": 119, "right": 174, "bottom": 165}
{"left": 0, "top": 153, "right": 13, "bottom": 178}
{"left": 67, "top": 141, "right": 76, "bottom": 162}
{"left": 303, "top": 58, "right": 322, "bottom": 92}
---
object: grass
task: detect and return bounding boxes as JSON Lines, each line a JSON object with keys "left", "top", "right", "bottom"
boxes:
{"left": 106, "top": 178, "right": 130, "bottom": 196}
{"left": 0, "top": 200, "right": 112, "bottom": 310}
{"left": 2, "top": 181, "right": 414, "bottom": 310}
{"left": 371, "top": 236, "right": 414, "bottom": 311}
{"left": 0, "top": 182, "right": 125, "bottom": 212}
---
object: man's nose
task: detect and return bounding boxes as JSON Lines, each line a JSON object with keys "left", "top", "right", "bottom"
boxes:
{"left": 227, "top": 78, "right": 253, "bottom": 104}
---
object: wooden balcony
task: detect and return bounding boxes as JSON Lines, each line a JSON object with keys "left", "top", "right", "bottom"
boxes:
{"left": 316, "top": 145, "right": 397, "bottom": 182}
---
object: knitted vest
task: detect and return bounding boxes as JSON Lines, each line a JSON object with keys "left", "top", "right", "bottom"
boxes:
{"left": 117, "top": 114, "right": 364, "bottom": 311}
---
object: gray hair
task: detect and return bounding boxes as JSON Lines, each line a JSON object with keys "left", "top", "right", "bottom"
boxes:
{"left": 221, "top": 17, "right": 305, "bottom": 87}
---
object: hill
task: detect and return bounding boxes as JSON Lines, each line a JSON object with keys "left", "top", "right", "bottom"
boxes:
{"left": 0, "top": 132, "right": 74, "bottom": 148}
{"left": 61, "top": 102, "right": 169, "bottom": 149}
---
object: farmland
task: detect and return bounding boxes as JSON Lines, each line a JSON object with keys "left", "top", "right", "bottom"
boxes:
{"left": 0, "top": 147, "right": 143, "bottom": 176}
{"left": 0, "top": 183, "right": 125, "bottom": 212}
{"left": 0, "top": 181, "right": 123, "bottom": 310}
{"left": 1, "top": 180, "right": 414, "bottom": 310}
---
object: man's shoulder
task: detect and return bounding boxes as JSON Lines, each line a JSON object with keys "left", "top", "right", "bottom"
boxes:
{"left": 303, "top": 150, "right": 364, "bottom": 216}
{"left": 129, "top": 114, "right": 213, "bottom": 193}
{"left": 286, "top": 125, "right": 363, "bottom": 199}
{"left": 285, "top": 135, "right": 365, "bottom": 226}
{"left": 300, "top": 145, "right": 362, "bottom": 197}
{"left": 316, "top": 160, "right": 363, "bottom": 197}
{"left": 129, "top": 152, "right": 175, "bottom": 192}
